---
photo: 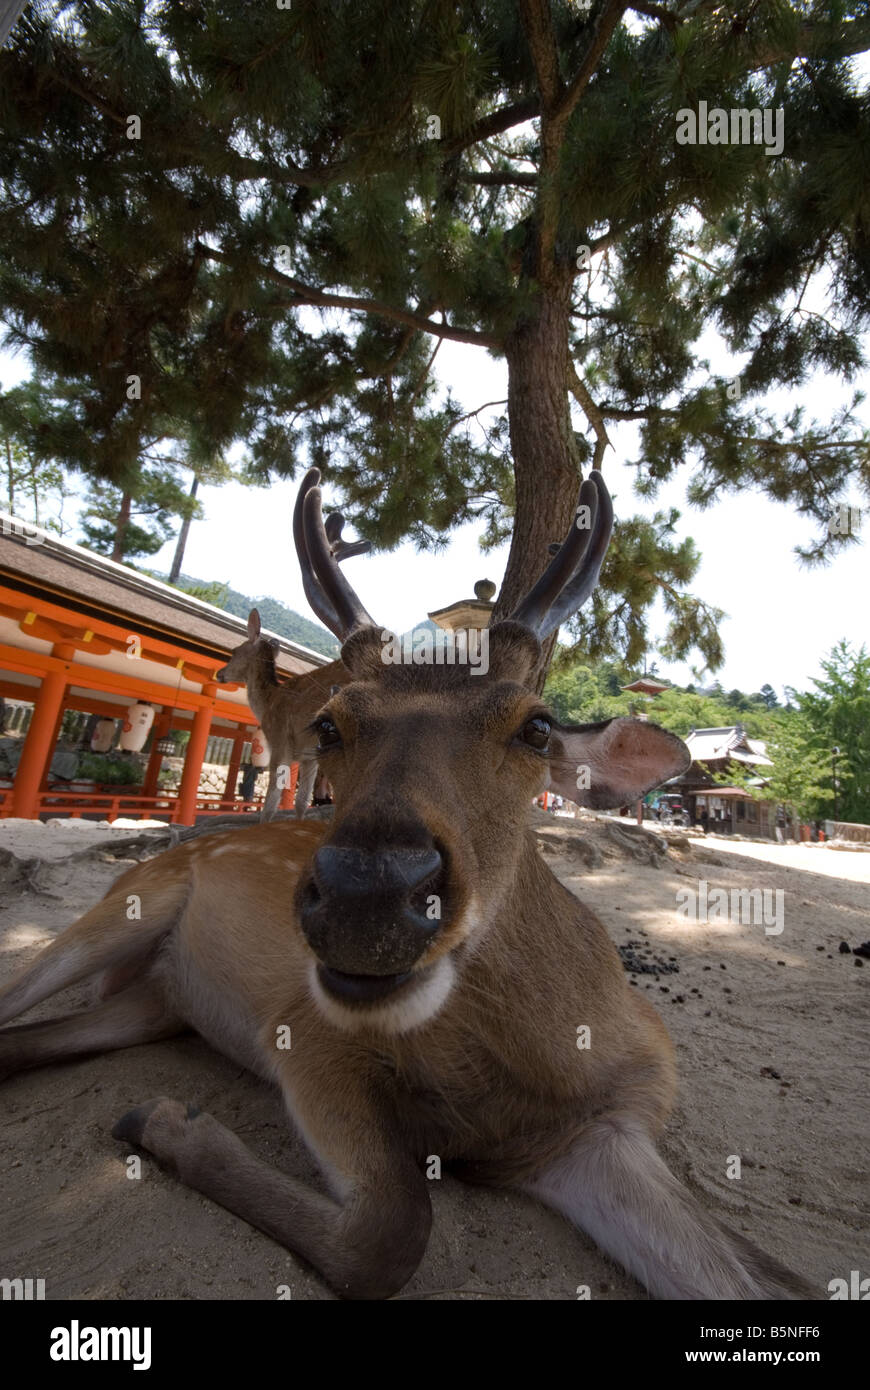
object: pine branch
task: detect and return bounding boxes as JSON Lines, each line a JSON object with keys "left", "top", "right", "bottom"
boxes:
{"left": 630, "top": 3, "right": 680, "bottom": 30}
{"left": 443, "top": 400, "right": 509, "bottom": 438}
{"left": 746, "top": 14, "right": 870, "bottom": 69}
{"left": 568, "top": 362, "right": 612, "bottom": 470}
{"left": 460, "top": 170, "right": 538, "bottom": 187}
{"left": 553, "top": 2, "right": 628, "bottom": 129}
{"left": 518, "top": 0, "right": 562, "bottom": 111}
{"left": 518, "top": 0, "right": 627, "bottom": 276}
{"left": 194, "top": 242, "right": 501, "bottom": 349}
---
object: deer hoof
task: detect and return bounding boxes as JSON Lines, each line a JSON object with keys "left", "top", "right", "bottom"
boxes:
{"left": 112, "top": 1095, "right": 199, "bottom": 1158}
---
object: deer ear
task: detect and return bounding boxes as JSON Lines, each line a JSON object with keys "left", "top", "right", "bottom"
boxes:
{"left": 547, "top": 717, "right": 691, "bottom": 809}
{"left": 247, "top": 609, "right": 261, "bottom": 639}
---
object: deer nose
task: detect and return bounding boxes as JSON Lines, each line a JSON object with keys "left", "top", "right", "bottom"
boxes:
{"left": 299, "top": 844, "right": 445, "bottom": 977}
{"left": 313, "top": 845, "right": 442, "bottom": 900}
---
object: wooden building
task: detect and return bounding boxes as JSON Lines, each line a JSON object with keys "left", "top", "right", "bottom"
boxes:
{"left": 672, "top": 726, "right": 775, "bottom": 837}
{"left": 0, "top": 513, "right": 328, "bottom": 823}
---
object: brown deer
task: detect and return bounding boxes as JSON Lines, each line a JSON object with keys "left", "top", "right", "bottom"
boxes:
{"left": 215, "top": 510, "right": 369, "bottom": 818}
{"left": 215, "top": 609, "right": 344, "bottom": 819}
{"left": 0, "top": 468, "right": 814, "bottom": 1301}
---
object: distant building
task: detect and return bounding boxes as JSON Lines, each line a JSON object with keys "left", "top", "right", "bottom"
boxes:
{"left": 669, "top": 725, "right": 775, "bottom": 837}
{"left": 620, "top": 676, "right": 671, "bottom": 699}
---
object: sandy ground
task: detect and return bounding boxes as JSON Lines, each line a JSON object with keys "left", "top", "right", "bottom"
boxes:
{"left": 0, "top": 814, "right": 867, "bottom": 1301}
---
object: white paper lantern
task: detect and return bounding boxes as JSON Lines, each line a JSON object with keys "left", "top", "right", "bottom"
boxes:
{"left": 90, "top": 717, "right": 116, "bottom": 752}
{"left": 119, "top": 701, "right": 155, "bottom": 752}
{"left": 250, "top": 726, "right": 271, "bottom": 767}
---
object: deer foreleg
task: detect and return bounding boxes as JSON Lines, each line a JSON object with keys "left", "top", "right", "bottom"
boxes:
{"left": 112, "top": 1077, "right": 431, "bottom": 1299}
{"left": 293, "top": 757, "right": 318, "bottom": 818}
{"left": 261, "top": 760, "right": 282, "bottom": 822}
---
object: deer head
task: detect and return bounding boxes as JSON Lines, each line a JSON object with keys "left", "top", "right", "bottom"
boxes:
{"left": 214, "top": 608, "right": 279, "bottom": 685}
{"left": 293, "top": 468, "right": 690, "bottom": 1034}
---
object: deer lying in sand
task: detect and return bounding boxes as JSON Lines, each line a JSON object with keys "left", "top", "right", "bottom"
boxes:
{"left": 0, "top": 467, "right": 814, "bottom": 1300}
{"left": 215, "top": 512, "right": 368, "bottom": 818}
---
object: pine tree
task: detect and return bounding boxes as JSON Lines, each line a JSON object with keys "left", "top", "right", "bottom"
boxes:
{"left": 0, "top": 377, "right": 74, "bottom": 532}
{"left": 1, "top": 2, "right": 868, "bottom": 683}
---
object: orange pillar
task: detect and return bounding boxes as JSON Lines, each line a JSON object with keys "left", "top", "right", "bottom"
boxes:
{"left": 176, "top": 685, "right": 216, "bottom": 825}
{"left": 10, "top": 645, "right": 74, "bottom": 820}
{"left": 222, "top": 725, "right": 245, "bottom": 803}
{"left": 279, "top": 762, "right": 300, "bottom": 811}
{"left": 142, "top": 708, "right": 170, "bottom": 799}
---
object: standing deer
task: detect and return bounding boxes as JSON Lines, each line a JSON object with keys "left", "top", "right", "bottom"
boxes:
{"left": 215, "top": 511, "right": 369, "bottom": 819}
{"left": 0, "top": 467, "right": 814, "bottom": 1300}
{"left": 215, "top": 610, "right": 345, "bottom": 819}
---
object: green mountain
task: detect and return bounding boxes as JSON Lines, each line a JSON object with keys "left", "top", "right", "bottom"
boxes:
{"left": 167, "top": 574, "right": 340, "bottom": 658}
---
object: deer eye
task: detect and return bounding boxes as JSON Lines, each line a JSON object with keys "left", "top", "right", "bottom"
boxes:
{"left": 314, "top": 717, "right": 342, "bottom": 751}
{"left": 520, "top": 716, "right": 551, "bottom": 751}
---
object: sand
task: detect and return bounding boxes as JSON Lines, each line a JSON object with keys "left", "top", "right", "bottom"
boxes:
{"left": 0, "top": 815, "right": 867, "bottom": 1300}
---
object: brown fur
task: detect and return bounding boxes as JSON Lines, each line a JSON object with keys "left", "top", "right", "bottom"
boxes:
{"left": 215, "top": 613, "right": 346, "bottom": 817}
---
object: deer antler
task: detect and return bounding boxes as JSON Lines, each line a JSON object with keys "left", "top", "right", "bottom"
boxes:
{"left": 510, "top": 470, "right": 613, "bottom": 639}
{"left": 294, "top": 468, "right": 376, "bottom": 640}
{"left": 324, "top": 511, "right": 372, "bottom": 563}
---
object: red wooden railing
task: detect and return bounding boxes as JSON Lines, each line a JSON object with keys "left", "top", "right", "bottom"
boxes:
{"left": 0, "top": 761, "right": 299, "bottom": 823}
{"left": 0, "top": 787, "right": 262, "bottom": 823}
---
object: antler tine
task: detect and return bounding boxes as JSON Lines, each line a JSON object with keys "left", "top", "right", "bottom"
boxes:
{"left": 510, "top": 471, "right": 613, "bottom": 640}
{"left": 510, "top": 475, "right": 600, "bottom": 635}
{"left": 324, "top": 511, "right": 372, "bottom": 562}
{"left": 293, "top": 468, "right": 345, "bottom": 635}
{"left": 537, "top": 470, "right": 613, "bottom": 639}
{"left": 302, "top": 485, "right": 377, "bottom": 641}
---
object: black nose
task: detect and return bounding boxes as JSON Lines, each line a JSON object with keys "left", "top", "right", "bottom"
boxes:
{"left": 313, "top": 845, "right": 441, "bottom": 900}
{"left": 299, "top": 844, "right": 445, "bottom": 976}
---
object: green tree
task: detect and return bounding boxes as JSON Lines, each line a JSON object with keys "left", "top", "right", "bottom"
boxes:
{"left": 79, "top": 465, "right": 192, "bottom": 562}
{"left": 542, "top": 663, "right": 779, "bottom": 738}
{"left": 1, "top": 3, "right": 869, "bottom": 684}
{"left": 714, "top": 713, "right": 834, "bottom": 836}
{"left": 794, "top": 639, "right": 870, "bottom": 824}
{"left": 0, "top": 378, "right": 73, "bottom": 532}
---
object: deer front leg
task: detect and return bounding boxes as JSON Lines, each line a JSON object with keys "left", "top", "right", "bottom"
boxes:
{"left": 112, "top": 1077, "right": 432, "bottom": 1299}
{"left": 293, "top": 756, "right": 318, "bottom": 818}
{"left": 261, "top": 760, "right": 282, "bottom": 822}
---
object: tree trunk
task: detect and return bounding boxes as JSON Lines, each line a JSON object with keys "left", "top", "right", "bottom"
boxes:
{"left": 169, "top": 473, "right": 198, "bottom": 583}
{"left": 494, "top": 273, "right": 582, "bottom": 690}
{"left": 111, "top": 491, "right": 132, "bottom": 562}
{"left": 5, "top": 436, "right": 13, "bottom": 513}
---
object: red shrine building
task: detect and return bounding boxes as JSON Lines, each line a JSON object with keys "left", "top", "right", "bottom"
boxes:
{"left": 0, "top": 517, "right": 328, "bottom": 823}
